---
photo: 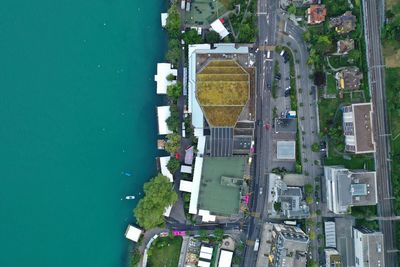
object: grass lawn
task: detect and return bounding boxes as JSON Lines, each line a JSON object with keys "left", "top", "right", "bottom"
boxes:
{"left": 326, "top": 73, "right": 337, "bottom": 95}
{"left": 147, "top": 236, "right": 183, "bottom": 267}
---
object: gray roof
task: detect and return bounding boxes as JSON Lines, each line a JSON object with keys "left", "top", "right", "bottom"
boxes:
{"left": 209, "top": 127, "right": 234, "bottom": 157}
{"left": 324, "top": 222, "right": 337, "bottom": 248}
{"left": 277, "top": 141, "right": 296, "bottom": 160}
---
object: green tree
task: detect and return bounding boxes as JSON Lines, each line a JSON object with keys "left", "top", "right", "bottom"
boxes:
{"left": 214, "top": 228, "right": 224, "bottom": 241}
{"left": 167, "top": 157, "right": 180, "bottom": 174}
{"left": 315, "top": 35, "right": 332, "bottom": 54}
{"left": 238, "top": 23, "right": 255, "bottom": 43}
{"left": 130, "top": 248, "right": 141, "bottom": 267}
{"left": 306, "top": 196, "right": 314, "bottom": 204}
{"left": 303, "top": 31, "right": 311, "bottom": 42}
{"left": 274, "top": 202, "right": 282, "bottom": 212}
{"left": 311, "top": 143, "right": 320, "bottom": 152}
{"left": 199, "top": 229, "right": 208, "bottom": 241}
{"left": 134, "top": 174, "right": 178, "bottom": 229}
{"left": 206, "top": 30, "right": 221, "bottom": 43}
{"left": 165, "top": 5, "right": 181, "bottom": 38}
{"left": 309, "top": 230, "right": 316, "bottom": 240}
{"left": 183, "top": 29, "right": 202, "bottom": 44}
{"left": 288, "top": 4, "right": 296, "bottom": 15}
{"left": 167, "top": 83, "right": 182, "bottom": 101}
{"left": 166, "top": 105, "right": 180, "bottom": 133}
{"left": 165, "top": 133, "right": 181, "bottom": 154}
{"left": 308, "top": 260, "right": 318, "bottom": 267}
{"left": 166, "top": 73, "right": 175, "bottom": 82}
{"left": 348, "top": 49, "right": 361, "bottom": 62}
{"left": 304, "top": 184, "right": 313, "bottom": 194}
{"left": 166, "top": 39, "right": 181, "bottom": 66}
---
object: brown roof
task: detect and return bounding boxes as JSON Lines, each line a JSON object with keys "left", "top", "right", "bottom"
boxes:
{"left": 353, "top": 103, "right": 375, "bottom": 153}
{"left": 337, "top": 39, "right": 355, "bottom": 54}
{"left": 329, "top": 11, "right": 356, "bottom": 33}
{"left": 307, "top": 5, "right": 327, "bottom": 25}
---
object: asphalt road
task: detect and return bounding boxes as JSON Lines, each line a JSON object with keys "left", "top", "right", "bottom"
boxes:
{"left": 241, "top": 0, "right": 278, "bottom": 266}
{"left": 362, "top": 0, "right": 398, "bottom": 266}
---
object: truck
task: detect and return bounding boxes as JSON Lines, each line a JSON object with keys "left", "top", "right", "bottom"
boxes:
{"left": 254, "top": 238, "right": 260, "bottom": 251}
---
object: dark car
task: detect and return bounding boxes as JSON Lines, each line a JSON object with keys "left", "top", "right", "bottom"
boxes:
{"left": 275, "top": 73, "right": 281, "bottom": 80}
{"left": 284, "top": 88, "right": 291, "bottom": 97}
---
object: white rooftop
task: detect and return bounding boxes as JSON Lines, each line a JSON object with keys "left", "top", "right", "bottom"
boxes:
{"left": 154, "top": 63, "right": 177, "bottom": 94}
{"left": 124, "top": 225, "right": 142, "bottom": 242}
{"left": 198, "top": 209, "right": 216, "bottom": 222}
{"left": 179, "top": 180, "right": 193, "bottom": 192}
{"left": 218, "top": 250, "right": 233, "bottom": 267}
{"left": 210, "top": 19, "right": 229, "bottom": 39}
{"left": 189, "top": 156, "right": 203, "bottom": 214}
{"left": 198, "top": 260, "right": 211, "bottom": 267}
{"left": 161, "top": 13, "right": 168, "bottom": 28}
{"left": 200, "top": 246, "right": 213, "bottom": 260}
{"left": 277, "top": 140, "right": 296, "bottom": 160}
{"left": 159, "top": 156, "right": 173, "bottom": 182}
{"left": 157, "top": 106, "right": 172, "bottom": 135}
{"left": 181, "top": 165, "right": 192, "bottom": 174}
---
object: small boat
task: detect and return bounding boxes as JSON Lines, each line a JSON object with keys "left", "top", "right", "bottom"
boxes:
{"left": 122, "top": 172, "right": 132, "bottom": 177}
{"left": 125, "top": 196, "right": 135, "bottom": 200}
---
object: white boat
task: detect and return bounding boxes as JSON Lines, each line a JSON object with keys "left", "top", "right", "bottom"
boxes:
{"left": 125, "top": 196, "right": 135, "bottom": 200}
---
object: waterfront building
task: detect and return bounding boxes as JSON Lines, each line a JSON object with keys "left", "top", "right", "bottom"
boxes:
{"left": 154, "top": 63, "right": 177, "bottom": 94}
{"left": 124, "top": 225, "right": 142, "bottom": 242}
{"left": 157, "top": 106, "right": 172, "bottom": 135}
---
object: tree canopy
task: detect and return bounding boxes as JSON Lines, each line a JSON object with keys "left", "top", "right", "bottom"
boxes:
{"left": 183, "top": 29, "right": 203, "bottom": 44}
{"left": 166, "top": 39, "right": 181, "bottom": 66}
{"left": 166, "top": 104, "right": 180, "bottom": 133}
{"left": 167, "top": 82, "right": 182, "bottom": 101}
{"left": 206, "top": 30, "right": 221, "bottom": 43}
{"left": 167, "top": 157, "right": 180, "bottom": 174}
{"left": 165, "top": 133, "right": 181, "bottom": 154}
{"left": 165, "top": 5, "right": 181, "bottom": 38}
{"left": 134, "top": 174, "right": 178, "bottom": 230}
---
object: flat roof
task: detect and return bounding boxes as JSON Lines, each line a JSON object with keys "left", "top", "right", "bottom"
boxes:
{"left": 159, "top": 156, "right": 173, "bottom": 182}
{"left": 157, "top": 106, "right": 172, "bottom": 135}
{"left": 218, "top": 250, "right": 233, "bottom": 267}
{"left": 154, "top": 63, "right": 177, "bottom": 94}
{"left": 210, "top": 19, "right": 229, "bottom": 39}
{"left": 352, "top": 103, "right": 375, "bottom": 153}
{"left": 161, "top": 13, "right": 168, "bottom": 28}
{"left": 124, "top": 225, "right": 142, "bottom": 242}
{"left": 324, "top": 221, "right": 337, "bottom": 248}
{"left": 189, "top": 156, "right": 203, "bottom": 214}
{"left": 198, "top": 157, "right": 246, "bottom": 216}
{"left": 198, "top": 260, "right": 211, "bottom": 267}
{"left": 277, "top": 141, "right": 296, "bottom": 160}
{"left": 181, "top": 165, "right": 193, "bottom": 174}
{"left": 179, "top": 180, "right": 193, "bottom": 192}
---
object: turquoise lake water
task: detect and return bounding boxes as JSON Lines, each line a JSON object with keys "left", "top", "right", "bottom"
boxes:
{"left": 0, "top": 1, "right": 166, "bottom": 266}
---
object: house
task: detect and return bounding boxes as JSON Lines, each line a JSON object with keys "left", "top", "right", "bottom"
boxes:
{"left": 353, "top": 228, "right": 385, "bottom": 267}
{"left": 329, "top": 11, "right": 357, "bottom": 34}
{"left": 210, "top": 18, "right": 229, "bottom": 39}
{"left": 124, "top": 225, "right": 142, "bottom": 242}
{"left": 325, "top": 249, "right": 342, "bottom": 267}
{"left": 257, "top": 223, "right": 309, "bottom": 267}
{"left": 268, "top": 174, "right": 310, "bottom": 219}
{"left": 154, "top": 63, "right": 177, "bottom": 94}
{"left": 306, "top": 5, "right": 327, "bottom": 25}
{"left": 324, "top": 166, "right": 378, "bottom": 214}
{"left": 337, "top": 39, "right": 355, "bottom": 54}
{"left": 335, "top": 67, "right": 363, "bottom": 90}
{"left": 342, "top": 103, "right": 375, "bottom": 154}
